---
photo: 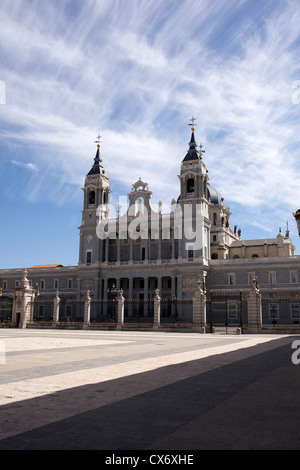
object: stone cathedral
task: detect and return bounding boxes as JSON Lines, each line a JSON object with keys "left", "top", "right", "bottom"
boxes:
{"left": 0, "top": 122, "right": 298, "bottom": 328}
{"left": 75, "top": 123, "right": 294, "bottom": 302}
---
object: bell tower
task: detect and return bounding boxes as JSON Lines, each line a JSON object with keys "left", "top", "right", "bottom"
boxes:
{"left": 78, "top": 134, "right": 111, "bottom": 266}
{"left": 178, "top": 117, "right": 209, "bottom": 202}
{"left": 177, "top": 118, "right": 211, "bottom": 262}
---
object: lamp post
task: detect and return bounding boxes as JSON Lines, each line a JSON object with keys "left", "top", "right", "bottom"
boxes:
{"left": 171, "top": 293, "right": 176, "bottom": 322}
{"left": 107, "top": 283, "right": 119, "bottom": 321}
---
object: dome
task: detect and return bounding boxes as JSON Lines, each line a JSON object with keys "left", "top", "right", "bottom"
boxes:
{"left": 207, "top": 183, "right": 225, "bottom": 206}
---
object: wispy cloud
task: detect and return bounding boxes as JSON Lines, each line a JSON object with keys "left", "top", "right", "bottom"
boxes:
{"left": 1, "top": 0, "right": 300, "bottom": 246}
{"left": 11, "top": 160, "right": 38, "bottom": 172}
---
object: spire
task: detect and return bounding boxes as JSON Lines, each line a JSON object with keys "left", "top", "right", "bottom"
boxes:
{"left": 87, "top": 134, "right": 105, "bottom": 176}
{"left": 183, "top": 117, "right": 205, "bottom": 162}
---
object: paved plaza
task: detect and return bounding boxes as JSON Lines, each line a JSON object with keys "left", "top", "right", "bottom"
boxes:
{"left": 0, "top": 328, "right": 299, "bottom": 450}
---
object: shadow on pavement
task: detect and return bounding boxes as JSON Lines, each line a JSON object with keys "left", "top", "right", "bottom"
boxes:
{"left": 0, "top": 336, "right": 299, "bottom": 450}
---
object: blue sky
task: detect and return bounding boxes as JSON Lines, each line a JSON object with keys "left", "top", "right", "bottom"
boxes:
{"left": 1, "top": 0, "right": 300, "bottom": 268}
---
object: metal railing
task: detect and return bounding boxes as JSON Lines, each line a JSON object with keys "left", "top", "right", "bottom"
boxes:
{"left": 160, "top": 298, "right": 193, "bottom": 323}
{"left": 206, "top": 292, "right": 248, "bottom": 332}
{"left": 124, "top": 299, "right": 154, "bottom": 323}
{"left": 90, "top": 300, "right": 118, "bottom": 323}
{"left": 261, "top": 295, "right": 300, "bottom": 326}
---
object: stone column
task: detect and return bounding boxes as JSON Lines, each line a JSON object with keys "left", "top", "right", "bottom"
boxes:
{"left": 128, "top": 278, "right": 133, "bottom": 317}
{"left": 144, "top": 277, "right": 149, "bottom": 317}
{"left": 153, "top": 288, "right": 161, "bottom": 331}
{"left": 145, "top": 237, "right": 149, "bottom": 261}
{"left": 52, "top": 291, "right": 60, "bottom": 328}
{"left": 171, "top": 231, "right": 175, "bottom": 260}
{"left": 83, "top": 289, "right": 91, "bottom": 329}
{"left": 105, "top": 237, "right": 109, "bottom": 262}
{"left": 12, "top": 270, "right": 35, "bottom": 329}
{"left": 117, "top": 289, "right": 125, "bottom": 330}
{"left": 177, "top": 275, "right": 182, "bottom": 299}
{"left": 99, "top": 278, "right": 103, "bottom": 301}
{"left": 129, "top": 238, "right": 134, "bottom": 264}
{"left": 129, "top": 278, "right": 133, "bottom": 300}
{"left": 247, "top": 278, "right": 262, "bottom": 333}
{"left": 177, "top": 237, "right": 183, "bottom": 260}
{"left": 99, "top": 238, "right": 103, "bottom": 263}
{"left": 158, "top": 223, "right": 162, "bottom": 260}
{"left": 192, "top": 280, "right": 206, "bottom": 333}
{"left": 171, "top": 275, "right": 176, "bottom": 297}
{"left": 117, "top": 233, "right": 121, "bottom": 264}
{"left": 103, "top": 278, "right": 108, "bottom": 301}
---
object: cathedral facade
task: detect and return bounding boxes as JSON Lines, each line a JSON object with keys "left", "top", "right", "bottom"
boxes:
{"left": 0, "top": 125, "right": 299, "bottom": 328}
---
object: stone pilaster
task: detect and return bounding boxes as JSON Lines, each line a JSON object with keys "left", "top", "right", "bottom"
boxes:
{"left": 247, "top": 278, "right": 262, "bottom": 333}
{"left": 153, "top": 288, "right": 161, "bottom": 330}
{"left": 12, "top": 270, "right": 35, "bottom": 329}
{"left": 83, "top": 289, "right": 91, "bottom": 329}
{"left": 52, "top": 291, "right": 60, "bottom": 328}
{"left": 117, "top": 289, "right": 125, "bottom": 330}
{"left": 192, "top": 281, "right": 206, "bottom": 333}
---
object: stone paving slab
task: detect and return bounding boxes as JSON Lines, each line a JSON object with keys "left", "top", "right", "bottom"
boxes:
{"left": 0, "top": 329, "right": 299, "bottom": 450}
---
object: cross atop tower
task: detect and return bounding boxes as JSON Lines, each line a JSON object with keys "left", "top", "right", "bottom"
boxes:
{"left": 95, "top": 134, "right": 103, "bottom": 148}
{"left": 199, "top": 142, "right": 205, "bottom": 157}
{"left": 189, "top": 116, "right": 197, "bottom": 132}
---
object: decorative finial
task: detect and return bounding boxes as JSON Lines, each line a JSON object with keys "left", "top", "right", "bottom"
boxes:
{"left": 189, "top": 116, "right": 197, "bottom": 132}
{"left": 199, "top": 142, "right": 205, "bottom": 157}
{"left": 95, "top": 134, "right": 103, "bottom": 149}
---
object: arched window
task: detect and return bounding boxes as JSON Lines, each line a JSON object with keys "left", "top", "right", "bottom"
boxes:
{"left": 88, "top": 191, "right": 95, "bottom": 205}
{"left": 213, "top": 213, "right": 217, "bottom": 226}
{"left": 211, "top": 253, "right": 218, "bottom": 259}
{"left": 187, "top": 178, "right": 194, "bottom": 193}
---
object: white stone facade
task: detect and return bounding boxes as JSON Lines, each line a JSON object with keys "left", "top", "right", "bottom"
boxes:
{"left": 0, "top": 127, "right": 299, "bottom": 330}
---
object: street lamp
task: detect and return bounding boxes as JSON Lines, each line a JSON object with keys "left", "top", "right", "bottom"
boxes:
{"left": 171, "top": 293, "right": 177, "bottom": 322}
{"left": 107, "top": 283, "right": 119, "bottom": 321}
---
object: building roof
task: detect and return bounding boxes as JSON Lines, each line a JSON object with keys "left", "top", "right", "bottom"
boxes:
{"left": 230, "top": 239, "right": 277, "bottom": 247}
{"left": 87, "top": 147, "right": 105, "bottom": 176}
{"left": 30, "top": 264, "right": 63, "bottom": 268}
{"left": 207, "top": 183, "right": 225, "bottom": 206}
{"left": 183, "top": 131, "right": 200, "bottom": 162}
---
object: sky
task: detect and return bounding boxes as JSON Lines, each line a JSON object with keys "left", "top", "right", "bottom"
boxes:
{"left": 1, "top": 0, "right": 300, "bottom": 268}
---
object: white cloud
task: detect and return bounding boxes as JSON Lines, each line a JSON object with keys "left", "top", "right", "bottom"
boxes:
{"left": 112, "top": 31, "right": 167, "bottom": 69}
{"left": 1, "top": 0, "right": 300, "bottom": 249}
{"left": 11, "top": 160, "right": 38, "bottom": 172}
